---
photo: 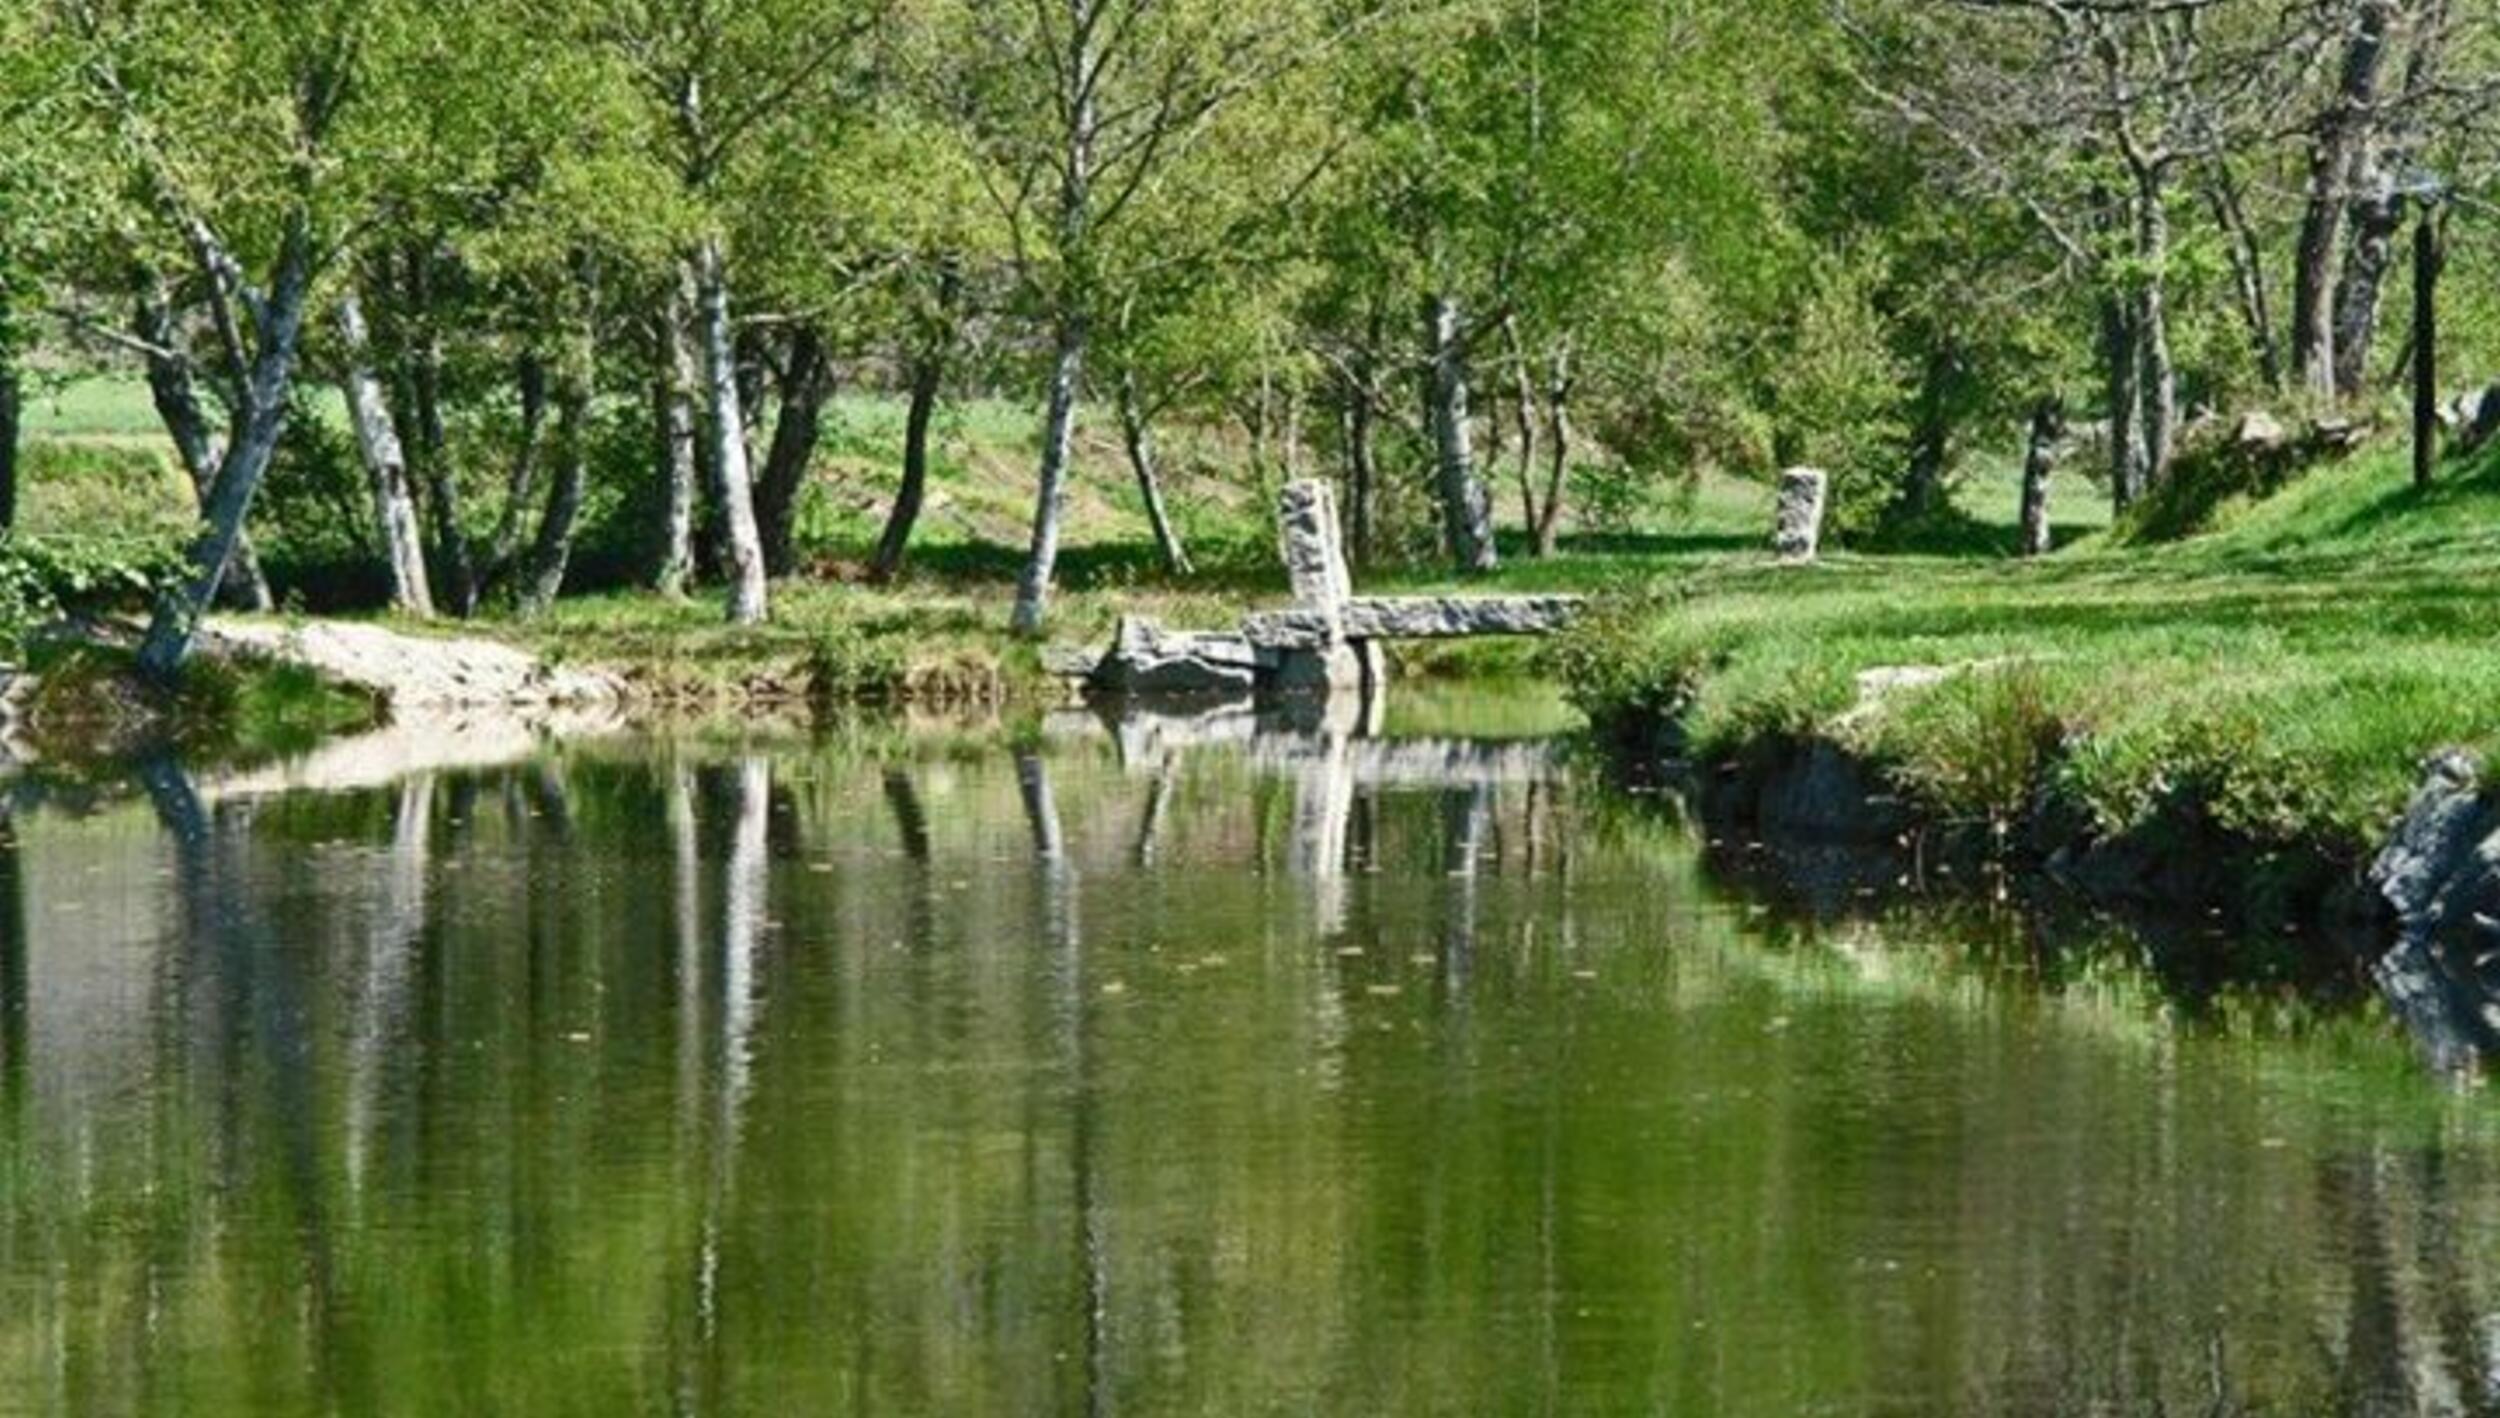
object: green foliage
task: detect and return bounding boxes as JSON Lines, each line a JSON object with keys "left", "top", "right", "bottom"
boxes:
{"left": 1855, "top": 662, "right": 2077, "bottom": 829}
{"left": 0, "top": 530, "right": 187, "bottom": 656}
{"left": 1761, "top": 268, "right": 1912, "bottom": 536}
{"left": 805, "top": 617, "right": 910, "bottom": 702}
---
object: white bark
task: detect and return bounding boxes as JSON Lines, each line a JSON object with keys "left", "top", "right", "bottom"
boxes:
{"left": 693, "top": 239, "right": 769, "bottom": 626}
{"left": 1011, "top": 0, "right": 1101, "bottom": 637}
{"left": 138, "top": 219, "right": 317, "bottom": 682}
{"left": 1013, "top": 319, "right": 1086, "bottom": 636}
{"left": 1428, "top": 295, "right": 1496, "bottom": 573}
{"left": 656, "top": 278, "right": 699, "bottom": 599}
{"left": 336, "top": 292, "right": 436, "bottom": 618}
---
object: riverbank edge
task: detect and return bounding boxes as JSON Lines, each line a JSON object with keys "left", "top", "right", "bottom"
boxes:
{"left": 1582, "top": 696, "right": 2500, "bottom": 1058}
{"left": 0, "top": 602, "right": 1545, "bottom": 773}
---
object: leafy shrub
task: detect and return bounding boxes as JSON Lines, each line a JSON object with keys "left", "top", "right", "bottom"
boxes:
{"left": 1538, "top": 586, "right": 1708, "bottom": 726}
{"left": 0, "top": 530, "right": 188, "bottom": 657}
{"left": 807, "top": 619, "right": 909, "bottom": 702}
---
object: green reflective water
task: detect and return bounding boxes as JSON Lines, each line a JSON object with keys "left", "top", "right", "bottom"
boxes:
{"left": 0, "top": 699, "right": 2495, "bottom": 1416}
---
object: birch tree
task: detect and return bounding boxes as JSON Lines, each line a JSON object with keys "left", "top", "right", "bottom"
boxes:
{"left": 56, "top": 0, "right": 416, "bottom": 680}
{"left": 584, "top": 0, "right": 881, "bottom": 625}
{"left": 952, "top": 0, "right": 1383, "bottom": 634}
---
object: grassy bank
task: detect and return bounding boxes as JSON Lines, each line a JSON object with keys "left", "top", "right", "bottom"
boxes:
{"left": 1549, "top": 437, "right": 2500, "bottom": 871}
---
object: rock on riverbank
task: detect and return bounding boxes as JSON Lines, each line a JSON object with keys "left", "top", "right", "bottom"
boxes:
{"left": 192, "top": 618, "right": 625, "bottom": 711}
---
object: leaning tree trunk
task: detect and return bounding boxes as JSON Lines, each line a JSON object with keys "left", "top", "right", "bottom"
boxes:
{"left": 1427, "top": 294, "right": 1496, "bottom": 574}
{"left": 335, "top": 292, "right": 435, "bottom": 617}
{"left": 2018, "top": 397, "right": 2064, "bottom": 559}
{"left": 136, "top": 226, "right": 316, "bottom": 683}
{"left": 870, "top": 339, "right": 945, "bottom": 585}
{"left": 652, "top": 275, "right": 700, "bottom": 598}
{"left": 1012, "top": 312, "right": 1086, "bottom": 636}
{"left": 1116, "top": 367, "right": 1190, "bottom": 577}
{"left": 133, "top": 274, "right": 275, "bottom": 612}
{"left": 1531, "top": 344, "right": 1572, "bottom": 558}
{"left": 869, "top": 263, "right": 960, "bottom": 586}
{"left": 754, "top": 325, "right": 833, "bottom": 578}
{"left": 692, "top": 238, "right": 769, "bottom": 626}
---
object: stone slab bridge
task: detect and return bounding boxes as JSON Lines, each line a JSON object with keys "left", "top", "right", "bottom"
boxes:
{"left": 1071, "top": 480, "right": 1583, "bottom": 702}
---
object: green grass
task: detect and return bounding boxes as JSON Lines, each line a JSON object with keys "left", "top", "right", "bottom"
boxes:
{"left": 17, "top": 374, "right": 180, "bottom": 441}
{"left": 1548, "top": 435, "right": 2500, "bottom": 859}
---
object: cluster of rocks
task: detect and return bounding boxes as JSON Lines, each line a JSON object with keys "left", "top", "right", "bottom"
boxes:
{"left": 1076, "top": 617, "right": 1262, "bottom": 698}
{"left": 2366, "top": 750, "right": 2500, "bottom": 1069}
{"left": 193, "top": 618, "right": 627, "bottom": 710}
{"left": 2226, "top": 408, "right": 2368, "bottom": 460}
{"left": 1052, "top": 478, "right": 1586, "bottom": 703}
{"left": 2441, "top": 381, "right": 2500, "bottom": 456}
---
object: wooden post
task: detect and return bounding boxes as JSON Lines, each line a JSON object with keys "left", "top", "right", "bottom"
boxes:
{"left": 2414, "top": 207, "right": 2441, "bottom": 491}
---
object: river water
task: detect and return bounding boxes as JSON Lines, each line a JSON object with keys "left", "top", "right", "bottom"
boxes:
{"left": 1, "top": 690, "right": 2496, "bottom": 1415}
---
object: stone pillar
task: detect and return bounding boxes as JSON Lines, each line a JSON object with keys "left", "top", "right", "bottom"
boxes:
{"left": 1271, "top": 480, "right": 1366, "bottom": 694}
{"left": 1772, "top": 468, "right": 1828, "bottom": 562}
{"left": 1278, "top": 480, "right": 1353, "bottom": 626}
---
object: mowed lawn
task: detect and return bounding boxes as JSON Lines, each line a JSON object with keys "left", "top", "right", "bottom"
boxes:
{"left": 1554, "top": 437, "right": 2500, "bottom": 854}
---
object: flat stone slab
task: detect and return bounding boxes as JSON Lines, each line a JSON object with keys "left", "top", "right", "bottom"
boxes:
{"left": 1241, "top": 595, "right": 1584, "bottom": 648}
{"left": 1088, "top": 616, "right": 1259, "bottom": 698}
{"left": 1040, "top": 643, "right": 1103, "bottom": 680}
{"left": 195, "top": 617, "right": 625, "bottom": 710}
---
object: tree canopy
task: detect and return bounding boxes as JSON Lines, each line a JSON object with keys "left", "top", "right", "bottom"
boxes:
{"left": 4, "top": 0, "right": 2496, "bottom": 658}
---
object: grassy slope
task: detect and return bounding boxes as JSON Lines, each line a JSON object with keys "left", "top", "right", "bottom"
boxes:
{"left": 1553, "top": 439, "right": 2500, "bottom": 857}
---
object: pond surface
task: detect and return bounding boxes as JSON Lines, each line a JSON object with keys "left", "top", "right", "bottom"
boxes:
{"left": 2, "top": 692, "right": 2498, "bottom": 1415}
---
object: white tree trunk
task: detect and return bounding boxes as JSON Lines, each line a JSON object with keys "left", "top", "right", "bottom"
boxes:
{"left": 138, "top": 224, "right": 317, "bottom": 682}
{"left": 1428, "top": 294, "right": 1496, "bottom": 573}
{"left": 693, "top": 238, "right": 769, "bottom": 626}
{"left": 2018, "top": 398, "right": 2062, "bottom": 558}
{"left": 336, "top": 292, "right": 436, "bottom": 618}
{"left": 655, "top": 274, "right": 700, "bottom": 598}
{"left": 1012, "top": 316, "right": 1086, "bottom": 636}
{"left": 2135, "top": 179, "right": 2177, "bottom": 486}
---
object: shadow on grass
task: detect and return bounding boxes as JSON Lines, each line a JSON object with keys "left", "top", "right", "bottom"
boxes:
{"left": 1536, "top": 529, "right": 1762, "bottom": 559}
{"left": 2310, "top": 446, "right": 2500, "bottom": 545}
{"left": 821, "top": 534, "right": 1287, "bottom": 595}
{"left": 1858, "top": 501, "right": 2102, "bottom": 558}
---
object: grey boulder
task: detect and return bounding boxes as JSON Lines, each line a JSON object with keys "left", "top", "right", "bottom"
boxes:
{"left": 1088, "top": 616, "right": 1258, "bottom": 698}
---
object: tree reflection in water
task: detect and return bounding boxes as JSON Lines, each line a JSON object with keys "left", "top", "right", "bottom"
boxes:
{"left": 0, "top": 712, "right": 2492, "bottom": 1414}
